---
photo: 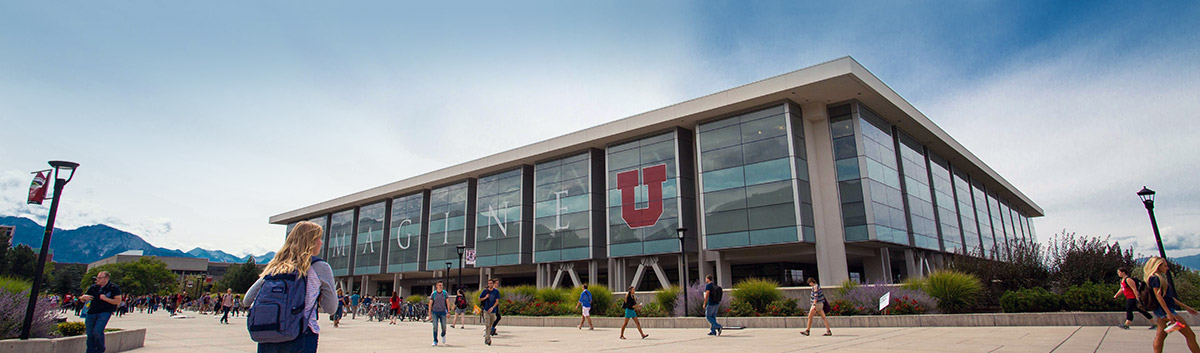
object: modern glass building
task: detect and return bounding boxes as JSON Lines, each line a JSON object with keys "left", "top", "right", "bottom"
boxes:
{"left": 271, "top": 57, "right": 1042, "bottom": 296}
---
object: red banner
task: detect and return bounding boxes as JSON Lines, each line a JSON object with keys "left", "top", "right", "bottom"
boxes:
{"left": 27, "top": 171, "right": 48, "bottom": 205}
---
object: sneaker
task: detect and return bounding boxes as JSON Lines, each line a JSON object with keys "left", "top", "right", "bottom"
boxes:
{"left": 432, "top": 341, "right": 438, "bottom": 347}
{"left": 1167, "top": 321, "right": 1186, "bottom": 333}
{"left": 708, "top": 332, "right": 717, "bottom": 336}
{"left": 1150, "top": 324, "right": 1158, "bottom": 330}
{"left": 717, "top": 326, "right": 723, "bottom": 336}
{"left": 451, "top": 324, "right": 455, "bottom": 328}
{"left": 441, "top": 335, "right": 446, "bottom": 344}
{"left": 1118, "top": 324, "right": 1130, "bottom": 330}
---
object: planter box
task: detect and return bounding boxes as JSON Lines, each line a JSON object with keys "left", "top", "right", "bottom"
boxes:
{"left": 0, "top": 328, "right": 146, "bottom": 353}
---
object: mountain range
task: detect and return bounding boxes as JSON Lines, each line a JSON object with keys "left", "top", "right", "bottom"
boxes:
{"left": 0, "top": 216, "right": 274, "bottom": 265}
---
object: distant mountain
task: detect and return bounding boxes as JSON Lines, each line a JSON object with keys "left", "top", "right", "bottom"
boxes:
{"left": 1172, "top": 254, "right": 1200, "bottom": 271}
{"left": 0, "top": 216, "right": 274, "bottom": 264}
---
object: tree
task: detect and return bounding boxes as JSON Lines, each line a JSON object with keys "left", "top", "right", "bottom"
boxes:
{"left": 47, "top": 263, "right": 88, "bottom": 295}
{"left": 81, "top": 257, "right": 178, "bottom": 296}
{"left": 0, "top": 231, "right": 11, "bottom": 275}
{"left": 8, "top": 244, "right": 37, "bottom": 280}
{"left": 213, "top": 257, "right": 262, "bottom": 294}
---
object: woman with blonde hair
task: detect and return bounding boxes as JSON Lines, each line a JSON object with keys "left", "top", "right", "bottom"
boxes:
{"left": 244, "top": 221, "right": 337, "bottom": 353}
{"left": 1145, "top": 256, "right": 1200, "bottom": 353}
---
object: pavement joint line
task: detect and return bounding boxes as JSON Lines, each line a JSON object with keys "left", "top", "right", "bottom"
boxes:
{"left": 1050, "top": 326, "right": 1083, "bottom": 352}
{"left": 1094, "top": 326, "right": 1110, "bottom": 353}
{"left": 786, "top": 327, "right": 918, "bottom": 352}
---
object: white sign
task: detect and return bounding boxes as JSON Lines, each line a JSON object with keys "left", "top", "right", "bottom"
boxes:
{"left": 464, "top": 249, "right": 476, "bottom": 266}
{"left": 879, "top": 292, "right": 891, "bottom": 312}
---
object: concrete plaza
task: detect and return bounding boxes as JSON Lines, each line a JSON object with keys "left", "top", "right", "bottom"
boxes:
{"left": 103, "top": 311, "right": 1186, "bottom": 352}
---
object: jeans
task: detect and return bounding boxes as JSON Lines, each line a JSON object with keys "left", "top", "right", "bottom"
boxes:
{"left": 257, "top": 326, "right": 318, "bottom": 353}
{"left": 705, "top": 305, "right": 722, "bottom": 333}
{"left": 431, "top": 311, "right": 447, "bottom": 341}
{"left": 85, "top": 312, "right": 112, "bottom": 353}
{"left": 221, "top": 305, "right": 232, "bottom": 323}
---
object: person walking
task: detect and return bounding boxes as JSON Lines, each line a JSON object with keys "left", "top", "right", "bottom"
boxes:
{"left": 333, "top": 289, "right": 346, "bottom": 328}
{"left": 479, "top": 279, "right": 499, "bottom": 346}
{"left": 801, "top": 277, "right": 831, "bottom": 337}
{"left": 81, "top": 271, "right": 123, "bottom": 353}
{"left": 490, "top": 279, "right": 502, "bottom": 335}
{"left": 243, "top": 221, "right": 338, "bottom": 353}
{"left": 619, "top": 286, "right": 649, "bottom": 340}
{"left": 389, "top": 291, "right": 401, "bottom": 325}
{"left": 1145, "top": 257, "right": 1200, "bottom": 353}
{"left": 451, "top": 289, "right": 468, "bottom": 329}
{"left": 576, "top": 284, "right": 594, "bottom": 330}
{"left": 428, "top": 281, "right": 452, "bottom": 346}
{"left": 704, "top": 275, "right": 723, "bottom": 336}
{"left": 220, "top": 288, "right": 235, "bottom": 324}
{"left": 1114, "top": 267, "right": 1154, "bottom": 330}
{"left": 349, "top": 292, "right": 360, "bottom": 320}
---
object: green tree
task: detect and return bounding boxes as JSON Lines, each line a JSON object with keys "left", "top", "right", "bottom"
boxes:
{"left": 9, "top": 244, "right": 37, "bottom": 280}
{"left": 213, "top": 258, "right": 262, "bottom": 294}
{"left": 0, "top": 231, "right": 11, "bottom": 275}
{"left": 81, "top": 257, "right": 178, "bottom": 296}
{"left": 47, "top": 262, "right": 88, "bottom": 295}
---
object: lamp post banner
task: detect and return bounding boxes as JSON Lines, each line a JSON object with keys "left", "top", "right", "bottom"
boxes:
{"left": 27, "top": 171, "right": 48, "bottom": 205}
{"left": 464, "top": 249, "right": 476, "bottom": 266}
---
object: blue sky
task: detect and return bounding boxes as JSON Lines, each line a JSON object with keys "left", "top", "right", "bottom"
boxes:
{"left": 2, "top": 1, "right": 1198, "bottom": 258}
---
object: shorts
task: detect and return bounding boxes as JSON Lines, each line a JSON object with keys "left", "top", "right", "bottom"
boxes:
{"left": 624, "top": 309, "right": 637, "bottom": 318}
{"left": 455, "top": 307, "right": 466, "bottom": 314}
{"left": 582, "top": 306, "right": 591, "bottom": 317}
{"left": 390, "top": 308, "right": 398, "bottom": 316}
{"left": 1154, "top": 306, "right": 1180, "bottom": 319}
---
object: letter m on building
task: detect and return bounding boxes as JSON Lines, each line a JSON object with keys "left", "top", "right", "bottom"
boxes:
{"left": 616, "top": 164, "right": 667, "bottom": 229}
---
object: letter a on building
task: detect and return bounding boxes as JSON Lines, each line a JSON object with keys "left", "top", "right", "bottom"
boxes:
{"left": 616, "top": 164, "right": 667, "bottom": 228}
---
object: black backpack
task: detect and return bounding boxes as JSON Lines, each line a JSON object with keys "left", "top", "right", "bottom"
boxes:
{"left": 709, "top": 285, "right": 723, "bottom": 304}
{"left": 1130, "top": 277, "right": 1147, "bottom": 293}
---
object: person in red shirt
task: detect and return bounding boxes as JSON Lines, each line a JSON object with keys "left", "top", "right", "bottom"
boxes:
{"left": 1114, "top": 267, "right": 1154, "bottom": 330}
{"left": 389, "top": 291, "right": 401, "bottom": 325}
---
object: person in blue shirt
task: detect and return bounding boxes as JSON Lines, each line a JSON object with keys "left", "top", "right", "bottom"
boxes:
{"left": 478, "top": 278, "right": 500, "bottom": 346}
{"left": 1145, "top": 257, "right": 1200, "bottom": 353}
{"left": 704, "top": 275, "right": 723, "bottom": 336}
{"left": 349, "top": 292, "right": 361, "bottom": 319}
{"left": 576, "top": 284, "right": 594, "bottom": 330}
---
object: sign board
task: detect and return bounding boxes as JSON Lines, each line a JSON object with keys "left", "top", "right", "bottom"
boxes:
{"left": 879, "top": 292, "right": 891, "bottom": 312}
{"left": 464, "top": 249, "right": 476, "bottom": 266}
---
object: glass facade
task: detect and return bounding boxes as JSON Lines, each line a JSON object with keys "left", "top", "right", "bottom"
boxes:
{"left": 952, "top": 170, "right": 979, "bottom": 254}
{"left": 354, "top": 201, "right": 385, "bottom": 275}
{"left": 897, "top": 132, "right": 939, "bottom": 250}
{"left": 475, "top": 168, "right": 529, "bottom": 267}
{"left": 387, "top": 193, "right": 424, "bottom": 273}
{"left": 929, "top": 152, "right": 962, "bottom": 253}
{"left": 308, "top": 215, "right": 328, "bottom": 258}
{"left": 327, "top": 209, "right": 354, "bottom": 276}
{"left": 534, "top": 152, "right": 600, "bottom": 263}
{"left": 698, "top": 105, "right": 812, "bottom": 249}
{"left": 428, "top": 181, "right": 472, "bottom": 269}
{"left": 830, "top": 104, "right": 909, "bottom": 245}
{"left": 607, "top": 131, "right": 694, "bottom": 257}
{"left": 987, "top": 191, "right": 1006, "bottom": 258}
{"left": 970, "top": 181, "right": 994, "bottom": 257}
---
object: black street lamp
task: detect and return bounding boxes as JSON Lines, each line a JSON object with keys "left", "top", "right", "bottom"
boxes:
{"left": 456, "top": 245, "right": 466, "bottom": 293}
{"left": 21, "top": 160, "right": 78, "bottom": 340}
{"left": 676, "top": 227, "right": 688, "bottom": 317}
{"left": 1139, "top": 187, "right": 1175, "bottom": 289}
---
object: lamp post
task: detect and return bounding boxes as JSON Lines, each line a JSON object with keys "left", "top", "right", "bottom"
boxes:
{"left": 1139, "top": 187, "right": 1175, "bottom": 289}
{"left": 676, "top": 227, "right": 688, "bottom": 317}
{"left": 456, "top": 245, "right": 466, "bottom": 293}
{"left": 445, "top": 262, "right": 452, "bottom": 290}
{"left": 21, "top": 161, "right": 79, "bottom": 340}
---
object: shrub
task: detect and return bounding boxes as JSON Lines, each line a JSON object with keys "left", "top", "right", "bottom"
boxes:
{"left": 58, "top": 321, "right": 86, "bottom": 337}
{"left": 1, "top": 289, "right": 57, "bottom": 339}
{"left": 732, "top": 278, "right": 783, "bottom": 312}
{"left": 535, "top": 287, "right": 570, "bottom": 303}
{"left": 827, "top": 299, "right": 860, "bottom": 316}
{"left": 0, "top": 276, "right": 31, "bottom": 296}
{"left": 841, "top": 284, "right": 938, "bottom": 315}
{"left": 505, "top": 285, "right": 538, "bottom": 301}
{"left": 570, "top": 285, "right": 614, "bottom": 317}
{"left": 639, "top": 302, "right": 669, "bottom": 317}
{"left": 764, "top": 298, "right": 802, "bottom": 316}
{"left": 835, "top": 279, "right": 860, "bottom": 298}
{"left": 514, "top": 299, "right": 572, "bottom": 316}
{"left": 884, "top": 295, "right": 930, "bottom": 315}
{"left": 900, "top": 277, "right": 926, "bottom": 291}
{"left": 1048, "top": 232, "right": 1136, "bottom": 288}
{"left": 405, "top": 295, "right": 426, "bottom": 303}
{"left": 1063, "top": 282, "right": 1122, "bottom": 312}
{"left": 1000, "top": 287, "right": 1062, "bottom": 313}
{"left": 655, "top": 286, "right": 680, "bottom": 313}
{"left": 466, "top": 290, "right": 481, "bottom": 309}
{"left": 605, "top": 300, "right": 625, "bottom": 317}
{"left": 729, "top": 298, "right": 755, "bottom": 317}
{"left": 673, "top": 280, "right": 729, "bottom": 317}
{"left": 924, "top": 271, "right": 983, "bottom": 314}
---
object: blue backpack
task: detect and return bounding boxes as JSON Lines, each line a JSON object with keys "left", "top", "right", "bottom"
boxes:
{"left": 247, "top": 257, "right": 323, "bottom": 343}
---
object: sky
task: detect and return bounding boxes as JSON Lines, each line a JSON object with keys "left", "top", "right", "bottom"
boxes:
{"left": 1, "top": 1, "right": 1198, "bottom": 259}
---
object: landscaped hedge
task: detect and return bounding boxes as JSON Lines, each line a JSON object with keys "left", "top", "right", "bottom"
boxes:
{"left": 1000, "top": 287, "right": 1063, "bottom": 313}
{"left": 1062, "top": 282, "right": 1122, "bottom": 312}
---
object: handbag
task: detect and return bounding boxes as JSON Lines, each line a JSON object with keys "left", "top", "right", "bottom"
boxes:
{"left": 821, "top": 299, "right": 831, "bottom": 315}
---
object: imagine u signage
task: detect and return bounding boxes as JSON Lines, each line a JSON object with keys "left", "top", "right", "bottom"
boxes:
{"left": 616, "top": 164, "right": 667, "bottom": 229}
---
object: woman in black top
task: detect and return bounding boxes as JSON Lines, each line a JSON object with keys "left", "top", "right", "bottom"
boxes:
{"left": 619, "top": 286, "right": 649, "bottom": 340}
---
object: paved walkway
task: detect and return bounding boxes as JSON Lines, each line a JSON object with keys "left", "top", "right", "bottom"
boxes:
{"left": 102, "top": 311, "right": 1187, "bottom": 352}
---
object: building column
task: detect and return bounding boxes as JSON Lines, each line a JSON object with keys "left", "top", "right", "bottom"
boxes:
{"left": 696, "top": 249, "right": 710, "bottom": 289}
{"left": 588, "top": 260, "right": 599, "bottom": 285}
{"left": 802, "top": 102, "right": 850, "bottom": 286}
{"left": 905, "top": 249, "right": 921, "bottom": 279}
{"left": 714, "top": 252, "right": 732, "bottom": 288}
{"left": 392, "top": 274, "right": 400, "bottom": 296}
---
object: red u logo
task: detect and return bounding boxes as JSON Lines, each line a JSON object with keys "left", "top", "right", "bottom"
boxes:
{"left": 616, "top": 164, "right": 667, "bottom": 228}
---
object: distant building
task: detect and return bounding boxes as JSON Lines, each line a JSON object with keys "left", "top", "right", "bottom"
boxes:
{"left": 88, "top": 250, "right": 264, "bottom": 284}
{"left": 1, "top": 225, "right": 13, "bottom": 245}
